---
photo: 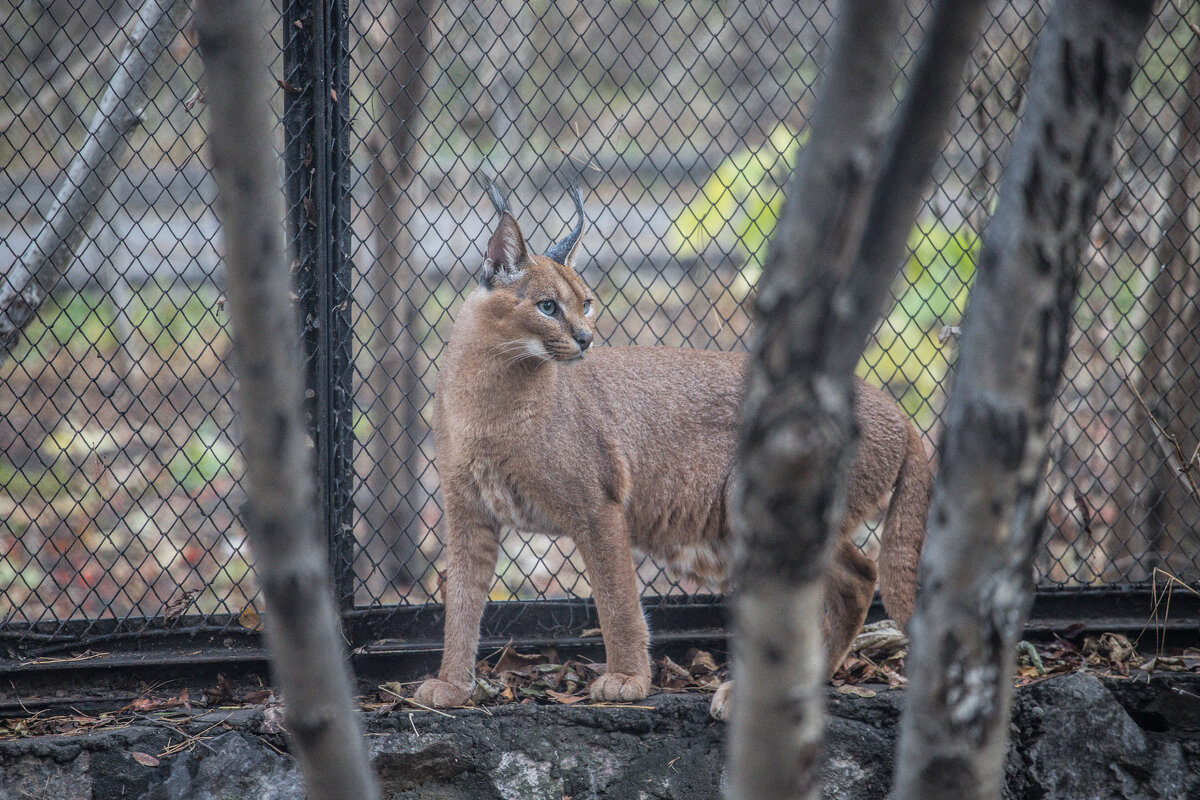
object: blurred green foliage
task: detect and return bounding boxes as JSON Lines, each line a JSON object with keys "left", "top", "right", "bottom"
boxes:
{"left": 860, "top": 220, "right": 976, "bottom": 425}
{"left": 669, "top": 125, "right": 978, "bottom": 426}
{"left": 1, "top": 284, "right": 249, "bottom": 618}
{"left": 669, "top": 122, "right": 805, "bottom": 288}
{"left": 3, "top": 284, "right": 236, "bottom": 501}
{"left": 168, "top": 421, "right": 236, "bottom": 494}
{"left": 8, "top": 284, "right": 228, "bottom": 365}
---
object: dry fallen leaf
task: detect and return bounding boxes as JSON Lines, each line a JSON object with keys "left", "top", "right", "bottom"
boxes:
{"left": 850, "top": 621, "right": 908, "bottom": 660}
{"left": 238, "top": 606, "right": 263, "bottom": 631}
{"left": 1098, "top": 632, "right": 1136, "bottom": 663}
{"left": 659, "top": 655, "right": 691, "bottom": 681}
{"left": 162, "top": 588, "right": 199, "bottom": 620}
{"left": 203, "top": 674, "right": 235, "bottom": 706}
{"left": 546, "top": 689, "right": 588, "bottom": 704}
{"left": 242, "top": 689, "right": 272, "bottom": 704}
{"left": 687, "top": 649, "right": 718, "bottom": 673}
{"left": 470, "top": 676, "right": 502, "bottom": 704}
{"left": 119, "top": 694, "right": 189, "bottom": 713}
{"left": 131, "top": 751, "right": 161, "bottom": 767}
{"left": 1018, "top": 663, "right": 1042, "bottom": 679}
{"left": 493, "top": 645, "right": 548, "bottom": 674}
{"left": 1149, "top": 656, "right": 1188, "bottom": 671}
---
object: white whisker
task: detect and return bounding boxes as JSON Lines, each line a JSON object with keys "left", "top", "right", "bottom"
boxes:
{"left": 487, "top": 338, "right": 552, "bottom": 367}
{"left": 487, "top": 340, "right": 528, "bottom": 357}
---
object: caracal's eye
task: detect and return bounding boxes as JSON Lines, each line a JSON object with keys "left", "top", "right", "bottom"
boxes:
{"left": 537, "top": 299, "right": 559, "bottom": 317}
{"left": 583, "top": 300, "right": 594, "bottom": 318}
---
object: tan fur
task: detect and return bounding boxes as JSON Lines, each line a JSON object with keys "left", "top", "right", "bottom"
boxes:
{"left": 413, "top": 205, "right": 932, "bottom": 711}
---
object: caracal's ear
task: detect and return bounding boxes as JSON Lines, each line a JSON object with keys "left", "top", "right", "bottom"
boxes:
{"left": 481, "top": 179, "right": 529, "bottom": 287}
{"left": 543, "top": 180, "right": 586, "bottom": 271}
{"left": 482, "top": 212, "right": 530, "bottom": 286}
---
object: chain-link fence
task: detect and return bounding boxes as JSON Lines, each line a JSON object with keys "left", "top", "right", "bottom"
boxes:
{"left": 2, "top": 0, "right": 1198, "bottom": 654}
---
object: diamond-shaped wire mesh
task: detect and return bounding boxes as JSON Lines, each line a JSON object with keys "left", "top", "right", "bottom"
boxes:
{"left": 2, "top": 0, "right": 1198, "bottom": 651}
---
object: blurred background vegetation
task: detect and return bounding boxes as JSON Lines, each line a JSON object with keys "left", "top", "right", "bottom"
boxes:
{"left": 2, "top": 0, "right": 1198, "bottom": 631}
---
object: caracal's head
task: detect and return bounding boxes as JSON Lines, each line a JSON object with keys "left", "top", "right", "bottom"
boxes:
{"left": 473, "top": 181, "right": 595, "bottom": 364}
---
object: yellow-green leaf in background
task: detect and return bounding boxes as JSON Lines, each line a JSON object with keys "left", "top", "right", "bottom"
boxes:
{"left": 668, "top": 123, "right": 807, "bottom": 272}
{"left": 671, "top": 122, "right": 980, "bottom": 428}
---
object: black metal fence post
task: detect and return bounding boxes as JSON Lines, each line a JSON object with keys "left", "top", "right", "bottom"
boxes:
{"left": 283, "top": 0, "right": 356, "bottom": 615}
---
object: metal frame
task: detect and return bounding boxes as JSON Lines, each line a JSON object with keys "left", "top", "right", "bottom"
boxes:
{"left": 284, "top": 0, "right": 357, "bottom": 611}
{"left": 3, "top": 587, "right": 1196, "bottom": 717}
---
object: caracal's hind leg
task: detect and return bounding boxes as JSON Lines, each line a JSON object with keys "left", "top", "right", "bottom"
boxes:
{"left": 822, "top": 536, "right": 878, "bottom": 676}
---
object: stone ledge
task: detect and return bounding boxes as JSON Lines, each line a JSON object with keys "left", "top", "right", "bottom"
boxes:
{"left": 2, "top": 673, "right": 1197, "bottom": 799}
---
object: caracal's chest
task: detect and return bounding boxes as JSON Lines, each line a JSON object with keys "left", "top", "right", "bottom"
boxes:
{"left": 437, "top": 369, "right": 557, "bottom": 533}
{"left": 467, "top": 455, "right": 558, "bottom": 533}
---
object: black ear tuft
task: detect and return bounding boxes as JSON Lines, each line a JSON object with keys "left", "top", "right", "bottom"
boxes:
{"left": 543, "top": 180, "right": 586, "bottom": 270}
{"left": 483, "top": 177, "right": 510, "bottom": 217}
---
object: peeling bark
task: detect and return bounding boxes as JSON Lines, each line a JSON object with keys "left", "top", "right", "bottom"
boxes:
{"left": 894, "top": 3, "right": 1156, "bottom": 798}
{"left": 194, "top": 1, "right": 378, "bottom": 798}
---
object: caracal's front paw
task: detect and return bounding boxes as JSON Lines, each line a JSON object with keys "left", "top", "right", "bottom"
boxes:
{"left": 709, "top": 680, "right": 733, "bottom": 721}
{"left": 414, "top": 678, "right": 471, "bottom": 708}
{"left": 590, "top": 672, "right": 652, "bottom": 702}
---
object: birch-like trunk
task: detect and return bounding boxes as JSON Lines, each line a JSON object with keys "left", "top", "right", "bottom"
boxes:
{"left": 194, "top": 1, "right": 379, "bottom": 797}
{"left": 729, "top": 1, "right": 984, "bottom": 797}
{"left": 894, "top": 2, "right": 1155, "bottom": 798}
{"left": 360, "top": 0, "right": 432, "bottom": 594}
{"left": 0, "top": 0, "right": 190, "bottom": 362}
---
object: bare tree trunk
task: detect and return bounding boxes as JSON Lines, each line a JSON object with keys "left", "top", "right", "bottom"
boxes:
{"left": 1133, "top": 8, "right": 1200, "bottom": 579}
{"left": 194, "top": 1, "right": 379, "bottom": 798}
{"left": 894, "top": 2, "right": 1155, "bottom": 798}
{"left": 0, "top": 0, "right": 190, "bottom": 362}
{"left": 729, "top": 1, "right": 984, "bottom": 797}
{"left": 360, "top": 0, "right": 432, "bottom": 594}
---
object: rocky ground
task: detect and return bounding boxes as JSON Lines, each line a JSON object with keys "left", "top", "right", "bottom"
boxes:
{"left": 2, "top": 672, "right": 1198, "bottom": 800}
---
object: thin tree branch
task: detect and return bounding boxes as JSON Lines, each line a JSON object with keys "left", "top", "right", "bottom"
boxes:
{"left": 0, "top": 0, "right": 191, "bottom": 363}
{"left": 1125, "top": 365, "right": 1200, "bottom": 503}
{"left": 828, "top": 0, "right": 988, "bottom": 374}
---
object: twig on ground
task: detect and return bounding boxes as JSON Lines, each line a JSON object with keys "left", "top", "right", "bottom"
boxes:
{"left": 1017, "top": 641, "right": 1045, "bottom": 675}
